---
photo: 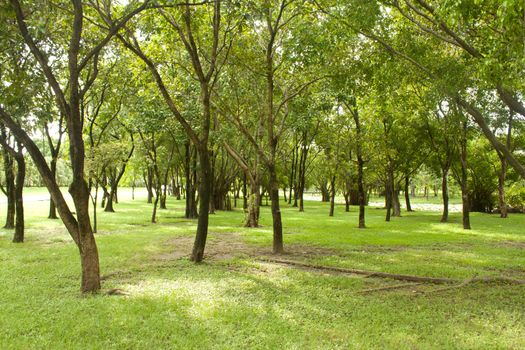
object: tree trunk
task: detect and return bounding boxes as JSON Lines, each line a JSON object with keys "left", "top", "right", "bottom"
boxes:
{"left": 289, "top": 140, "right": 297, "bottom": 205}
{"left": 48, "top": 157, "right": 58, "bottom": 219}
{"left": 392, "top": 184, "right": 401, "bottom": 217}
{"left": 191, "top": 149, "right": 212, "bottom": 262}
{"left": 460, "top": 121, "right": 471, "bottom": 229}
{"left": 441, "top": 166, "right": 449, "bottom": 222}
{"left": 12, "top": 153, "right": 25, "bottom": 243}
{"left": 293, "top": 143, "right": 302, "bottom": 208}
{"left": 78, "top": 231, "right": 101, "bottom": 293}
{"left": 185, "top": 143, "right": 198, "bottom": 219}
{"left": 385, "top": 177, "right": 392, "bottom": 222}
{"left": 497, "top": 113, "right": 512, "bottom": 218}
{"left": 3, "top": 149, "right": 15, "bottom": 229}
{"left": 245, "top": 187, "right": 260, "bottom": 228}
{"left": 498, "top": 156, "right": 508, "bottom": 218}
{"left": 70, "top": 178, "right": 101, "bottom": 293}
{"left": 146, "top": 168, "right": 153, "bottom": 204}
{"left": 404, "top": 176, "right": 413, "bottom": 212}
{"left": 269, "top": 166, "right": 284, "bottom": 254}
{"left": 151, "top": 192, "right": 159, "bottom": 223}
{"left": 104, "top": 190, "right": 115, "bottom": 212}
{"left": 298, "top": 141, "right": 308, "bottom": 212}
{"left": 351, "top": 102, "right": 366, "bottom": 229}
{"left": 209, "top": 152, "right": 216, "bottom": 214}
{"left": 329, "top": 175, "right": 336, "bottom": 217}
{"left": 91, "top": 184, "right": 98, "bottom": 233}
{"left": 243, "top": 173, "right": 248, "bottom": 209}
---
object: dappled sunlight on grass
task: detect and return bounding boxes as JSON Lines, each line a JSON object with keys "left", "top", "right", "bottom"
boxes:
{"left": 1, "top": 189, "right": 524, "bottom": 348}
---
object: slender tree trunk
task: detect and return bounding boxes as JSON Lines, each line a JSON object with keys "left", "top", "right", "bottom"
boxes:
{"left": 498, "top": 156, "right": 508, "bottom": 218}
{"left": 209, "top": 152, "right": 216, "bottom": 214}
{"left": 146, "top": 168, "right": 153, "bottom": 204}
{"left": 298, "top": 141, "right": 307, "bottom": 212}
{"left": 460, "top": 121, "right": 471, "bottom": 229}
{"left": 12, "top": 153, "right": 25, "bottom": 243}
{"left": 92, "top": 184, "right": 98, "bottom": 233}
{"left": 441, "top": 166, "right": 449, "bottom": 222}
{"left": 404, "top": 176, "right": 413, "bottom": 212}
{"left": 351, "top": 103, "right": 366, "bottom": 228}
{"left": 497, "top": 113, "right": 512, "bottom": 218}
{"left": 329, "top": 175, "right": 336, "bottom": 217}
{"left": 151, "top": 191, "right": 159, "bottom": 223}
{"left": 293, "top": 144, "right": 302, "bottom": 208}
{"left": 243, "top": 173, "right": 247, "bottom": 210}
{"left": 289, "top": 140, "right": 297, "bottom": 205}
{"left": 3, "top": 149, "right": 15, "bottom": 229}
{"left": 385, "top": 176, "right": 392, "bottom": 222}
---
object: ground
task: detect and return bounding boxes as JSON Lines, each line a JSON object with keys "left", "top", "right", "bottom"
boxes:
{"left": 0, "top": 188, "right": 524, "bottom": 349}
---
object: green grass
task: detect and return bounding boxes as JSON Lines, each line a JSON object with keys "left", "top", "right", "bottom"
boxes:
{"left": 0, "top": 188, "right": 524, "bottom": 349}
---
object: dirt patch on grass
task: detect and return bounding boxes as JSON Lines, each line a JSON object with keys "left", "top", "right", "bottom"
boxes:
{"left": 496, "top": 240, "right": 525, "bottom": 250}
{"left": 157, "top": 232, "right": 337, "bottom": 262}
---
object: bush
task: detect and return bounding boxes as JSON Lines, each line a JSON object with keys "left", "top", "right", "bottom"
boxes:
{"left": 506, "top": 182, "right": 525, "bottom": 212}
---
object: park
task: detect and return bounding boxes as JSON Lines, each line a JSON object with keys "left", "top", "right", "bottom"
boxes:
{"left": 0, "top": 0, "right": 524, "bottom": 349}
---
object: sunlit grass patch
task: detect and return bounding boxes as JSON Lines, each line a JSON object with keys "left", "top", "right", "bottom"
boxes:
{"left": 0, "top": 188, "right": 524, "bottom": 349}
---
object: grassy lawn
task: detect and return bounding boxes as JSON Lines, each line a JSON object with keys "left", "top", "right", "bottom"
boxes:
{"left": 0, "top": 188, "right": 524, "bottom": 349}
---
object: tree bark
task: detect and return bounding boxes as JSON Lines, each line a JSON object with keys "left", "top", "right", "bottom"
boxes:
{"left": 48, "top": 157, "right": 59, "bottom": 219}
{"left": 441, "top": 166, "right": 449, "bottom": 222}
{"left": 460, "top": 121, "right": 471, "bottom": 229}
{"left": 404, "top": 176, "right": 413, "bottom": 212}
{"left": 104, "top": 189, "right": 115, "bottom": 212}
{"left": 12, "top": 149, "right": 25, "bottom": 243}
{"left": 392, "top": 184, "right": 401, "bottom": 217}
{"left": 385, "top": 176, "right": 393, "bottom": 222}
{"left": 191, "top": 148, "right": 212, "bottom": 262}
{"left": 269, "top": 165, "right": 284, "bottom": 254}
{"left": 329, "top": 175, "right": 336, "bottom": 217}
{"left": 2, "top": 146, "right": 15, "bottom": 229}
{"left": 350, "top": 101, "right": 366, "bottom": 228}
